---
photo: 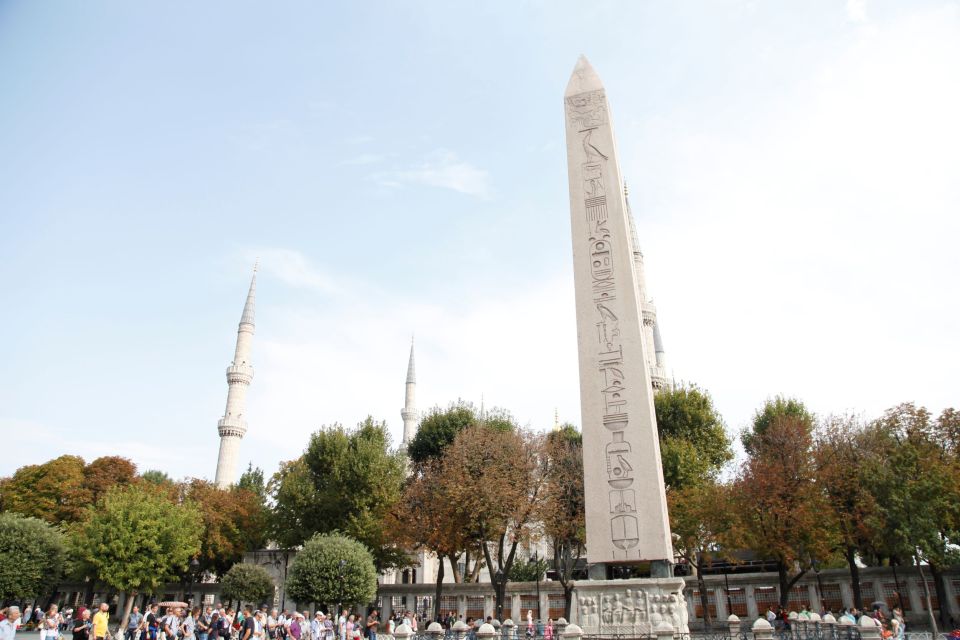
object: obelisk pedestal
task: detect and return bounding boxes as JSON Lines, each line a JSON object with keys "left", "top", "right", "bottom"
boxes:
{"left": 563, "top": 55, "right": 687, "bottom": 635}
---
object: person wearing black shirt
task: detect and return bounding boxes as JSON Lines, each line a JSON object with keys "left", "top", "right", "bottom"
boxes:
{"left": 73, "top": 611, "right": 91, "bottom": 640}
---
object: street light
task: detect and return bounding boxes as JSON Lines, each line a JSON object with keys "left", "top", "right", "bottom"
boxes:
{"left": 189, "top": 558, "right": 201, "bottom": 608}
{"left": 338, "top": 559, "right": 348, "bottom": 616}
{"left": 533, "top": 550, "right": 541, "bottom": 622}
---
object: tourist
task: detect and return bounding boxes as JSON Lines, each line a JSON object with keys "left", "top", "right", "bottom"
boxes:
{"left": 126, "top": 607, "right": 143, "bottom": 640}
{"left": 198, "top": 607, "right": 213, "bottom": 640}
{"left": 145, "top": 605, "right": 160, "bottom": 640}
{"left": 289, "top": 615, "right": 302, "bottom": 640}
{"left": 0, "top": 607, "right": 21, "bottom": 640}
{"left": 42, "top": 605, "right": 62, "bottom": 640}
{"left": 22, "top": 607, "right": 33, "bottom": 631}
{"left": 337, "top": 611, "right": 347, "bottom": 640}
{"left": 525, "top": 611, "right": 533, "bottom": 639}
{"left": 323, "top": 613, "right": 333, "bottom": 640}
{"left": 544, "top": 619, "right": 553, "bottom": 640}
{"left": 73, "top": 610, "right": 92, "bottom": 640}
{"left": 163, "top": 608, "right": 182, "bottom": 640}
{"left": 365, "top": 610, "right": 378, "bottom": 640}
{"left": 185, "top": 608, "right": 200, "bottom": 640}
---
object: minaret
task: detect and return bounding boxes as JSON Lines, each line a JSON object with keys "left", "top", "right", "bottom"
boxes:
{"left": 401, "top": 337, "right": 417, "bottom": 446}
{"left": 214, "top": 265, "right": 257, "bottom": 488}
{"left": 624, "top": 182, "right": 667, "bottom": 392}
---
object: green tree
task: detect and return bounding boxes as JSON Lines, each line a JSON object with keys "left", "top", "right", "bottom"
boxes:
{"left": 71, "top": 483, "right": 203, "bottom": 630}
{"left": 507, "top": 557, "right": 548, "bottom": 582}
{"left": 742, "top": 395, "right": 814, "bottom": 455}
{"left": 268, "top": 459, "right": 319, "bottom": 548}
{"left": 654, "top": 384, "right": 732, "bottom": 490}
{"left": 272, "top": 418, "right": 407, "bottom": 570}
{"left": 407, "top": 403, "right": 476, "bottom": 467}
{"left": 285, "top": 534, "right": 377, "bottom": 610}
{"left": 0, "top": 513, "right": 68, "bottom": 602}
{"left": 141, "top": 470, "right": 174, "bottom": 486}
{"left": 219, "top": 563, "right": 275, "bottom": 607}
{"left": 238, "top": 464, "right": 268, "bottom": 502}
{"left": 866, "top": 404, "right": 960, "bottom": 633}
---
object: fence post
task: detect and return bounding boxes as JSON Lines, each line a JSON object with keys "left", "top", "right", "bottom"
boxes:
{"left": 728, "top": 614, "right": 741, "bottom": 638}
{"left": 808, "top": 613, "right": 821, "bottom": 640}
{"left": 452, "top": 621, "right": 469, "bottom": 640}
{"left": 477, "top": 623, "right": 497, "bottom": 640}
{"left": 394, "top": 623, "right": 413, "bottom": 640}
{"left": 554, "top": 618, "right": 567, "bottom": 639}
{"left": 655, "top": 622, "right": 674, "bottom": 640}
{"left": 561, "top": 624, "right": 582, "bottom": 640}
{"left": 857, "top": 616, "right": 881, "bottom": 640}
{"left": 752, "top": 618, "right": 774, "bottom": 640}
{"left": 501, "top": 620, "right": 514, "bottom": 640}
{"left": 427, "top": 621, "right": 445, "bottom": 640}
{"left": 821, "top": 613, "right": 835, "bottom": 640}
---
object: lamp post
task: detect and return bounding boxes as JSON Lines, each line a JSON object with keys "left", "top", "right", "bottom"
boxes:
{"left": 189, "top": 558, "right": 201, "bottom": 608}
{"left": 723, "top": 569, "right": 732, "bottom": 616}
{"left": 338, "top": 559, "right": 348, "bottom": 615}
{"left": 534, "top": 550, "right": 541, "bottom": 622}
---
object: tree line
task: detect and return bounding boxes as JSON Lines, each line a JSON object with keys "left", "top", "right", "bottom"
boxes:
{"left": 1, "top": 391, "right": 957, "bottom": 633}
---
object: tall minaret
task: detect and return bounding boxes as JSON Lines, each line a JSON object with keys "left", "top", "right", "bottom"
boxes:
{"left": 214, "top": 265, "right": 257, "bottom": 488}
{"left": 624, "top": 182, "right": 667, "bottom": 392}
{"left": 401, "top": 337, "right": 417, "bottom": 446}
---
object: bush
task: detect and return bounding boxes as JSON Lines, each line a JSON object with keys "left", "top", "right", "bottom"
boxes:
{"left": 286, "top": 534, "right": 377, "bottom": 608}
{"left": 0, "top": 512, "right": 67, "bottom": 602}
{"left": 220, "top": 563, "right": 275, "bottom": 606}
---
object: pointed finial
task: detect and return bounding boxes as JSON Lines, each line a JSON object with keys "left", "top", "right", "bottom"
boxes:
{"left": 565, "top": 54, "right": 604, "bottom": 97}
{"left": 554, "top": 408, "right": 559, "bottom": 431}
{"left": 253, "top": 258, "right": 259, "bottom": 274}
{"left": 623, "top": 180, "right": 629, "bottom": 198}
{"left": 240, "top": 265, "right": 257, "bottom": 327}
{"left": 406, "top": 337, "right": 416, "bottom": 384}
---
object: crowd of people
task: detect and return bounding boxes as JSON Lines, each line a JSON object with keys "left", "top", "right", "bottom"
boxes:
{"left": 764, "top": 603, "right": 907, "bottom": 639}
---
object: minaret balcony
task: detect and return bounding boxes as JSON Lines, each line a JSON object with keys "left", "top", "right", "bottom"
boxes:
{"left": 650, "top": 366, "right": 667, "bottom": 391}
{"left": 641, "top": 302, "right": 657, "bottom": 326}
{"left": 217, "top": 416, "right": 248, "bottom": 438}
{"left": 401, "top": 409, "right": 417, "bottom": 422}
{"left": 225, "top": 364, "right": 254, "bottom": 384}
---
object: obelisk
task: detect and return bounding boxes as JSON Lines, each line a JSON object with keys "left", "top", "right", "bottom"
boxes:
{"left": 564, "top": 56, "right": 673, "bottom": 569}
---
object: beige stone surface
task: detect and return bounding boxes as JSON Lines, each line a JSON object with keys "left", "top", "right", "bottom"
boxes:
{"left": 563, "top": 56, "right": 672, "bottom": 563}
{"left": 571, "top": 577, "right": 689, "bottom": 635}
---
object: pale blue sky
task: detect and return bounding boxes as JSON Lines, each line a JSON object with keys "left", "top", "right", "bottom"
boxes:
{"left": 2, "top": 1, "right": 958, "bottom": 480}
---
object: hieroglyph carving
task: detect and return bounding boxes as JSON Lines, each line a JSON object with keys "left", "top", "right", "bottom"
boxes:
{"left": 577, "top": 589, "right": 687, "bottom": 635}
{"left": 566, "top": 89, "right": 641, "bottom": 557}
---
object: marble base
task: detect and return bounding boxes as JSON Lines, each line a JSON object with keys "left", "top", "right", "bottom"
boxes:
{"left": 571, "top": 577, "right": 689, "bottom": 636}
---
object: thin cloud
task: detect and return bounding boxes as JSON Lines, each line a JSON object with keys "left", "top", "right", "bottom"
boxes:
{"left": 247, "top": 248, "right": 341, "bottom": 293}
{"left": 376, "top": 150, "right": 492, "bottom": 198}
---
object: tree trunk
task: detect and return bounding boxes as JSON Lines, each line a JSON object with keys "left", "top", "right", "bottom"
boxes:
{"left": 433, "top": 558, "right": 445, "bottom": 622}
{"left": 845, "top": 546, "right": 863, "bottom": 610}
{"left": 696, "top": 555, "right": 712, "bottom": 630}
{"left": 563, "top": 584, "right": 574, "bottom": 621}
{"left": 777, "top": 561, "right": 807, "bottom": 610}
{"left": 930, "top": 564, "right": 950, "bottom": 630}
{"left": 120, "top": 591, "right": 136, "bottom": 635}
{"left": 916, "top": 555, "right": 939, "bottom": 635}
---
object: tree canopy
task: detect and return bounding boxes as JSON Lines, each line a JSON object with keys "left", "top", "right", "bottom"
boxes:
{"left": 285, "top": 533, "right": 377, "bottom": 609}
{"left": 654, "top": 384, "right": 731, "bottom": 489}
{"left": 219, "top": 563, "right": 275, "bottom": 607}
{"left": 0, "top": 512, "right": 68, "bottom": 602}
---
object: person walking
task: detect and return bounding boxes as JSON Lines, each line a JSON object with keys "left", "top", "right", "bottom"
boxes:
{"left": 0, "top": 607, "right": 21, "bottom": 640}
{"left": 92, "top": 604, "right": 110, "bottom": 640}
{"left": 73, "top": 610, "right": 92, "bottom": 640}
{"left": 185, "top": 609, "right": 199, "bottom": 640}
{"left": 365, "top": 611, "right": 378, "bottom": 640}
{"left": 127, "top": 608, "right": 143, "bottom": 640}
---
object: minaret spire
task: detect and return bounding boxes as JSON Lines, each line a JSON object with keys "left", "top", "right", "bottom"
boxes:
{"left": 401, "top": 336, "right": 417, "bottom": 446}
{"left": 624, "top": 180, "right": 667, "bottom": 392}
{"left": 214, "top": 265, "right": 258, "bottom": 488}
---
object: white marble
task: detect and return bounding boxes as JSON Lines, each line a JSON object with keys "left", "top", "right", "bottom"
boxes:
{"left": 572, "top": 578, "right": 689, "bottom": 635}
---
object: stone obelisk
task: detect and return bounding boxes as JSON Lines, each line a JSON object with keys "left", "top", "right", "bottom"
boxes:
{"left": 564, "top": 56, "right": 673, "bottom": 568}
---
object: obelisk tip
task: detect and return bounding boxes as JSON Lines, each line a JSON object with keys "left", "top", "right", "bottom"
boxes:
{"left": 565, "top": 54, "right": 604, "bottom": 97}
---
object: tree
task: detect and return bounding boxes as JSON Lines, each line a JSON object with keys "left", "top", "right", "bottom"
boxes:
{"left": 654, "top": 384, "right": 732, "bottom": 490}
{"left": 141, "top": 470, "right": 174, "bottom": 486}
{"left": 407, "top": 403, "right": 476, "bottom": 468}
{"left": 814, "top": 414, "right": 884, "bottom": 611}
{"left": 286, "top": 534, "right": 377, "bottom": 610}
{"left": 668, "top": 481, "right": 737, "bottom": 628}
{"left": 182, "top": 480, "right": 268, "bottom": 578}
{"left": 732, "top": 407, "right": 838, "bottom": 609}
{"left": 219, "top": 563, "right": 275, "bottom": 607}
{"left": 268, "top": 459, "right": 319, "bottom": 548}
{"left": 441, "top": 424, "right": 546, "bottom": 619}
{"left": 0, "top": 455, "right": 88, "bottom": 523}
{"left": 541, "top": 425, "right": 585, "bottom": 619}
{"left": 507, "top": 557, "right": 548, "bottom": 582}
{"left": 865, "top": 404, "right": 960, "bottom": 633}
{"left": 0, "top": 513, "right": 67, "bottom": 603}
{"left": 82, "top": 457, "right": 137, "bottom": 505}
{"left": 741, "top": 395, "right": 813, "bottom": 455}
{"left": 71, "top": 483, "right": 203, "bottom": 631}
{"left": 238, "top": 464, "right": 268, "bottom": 503}
{"left": 273, "top": 418, "right": 407, "bottom": 570}
{"left": 389, "top": 458, "right": 474, "bottom": 620}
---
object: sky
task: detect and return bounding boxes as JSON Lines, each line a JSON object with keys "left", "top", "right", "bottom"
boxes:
{"left": 1, "top": 0, "right": 958, "bottom": 482}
